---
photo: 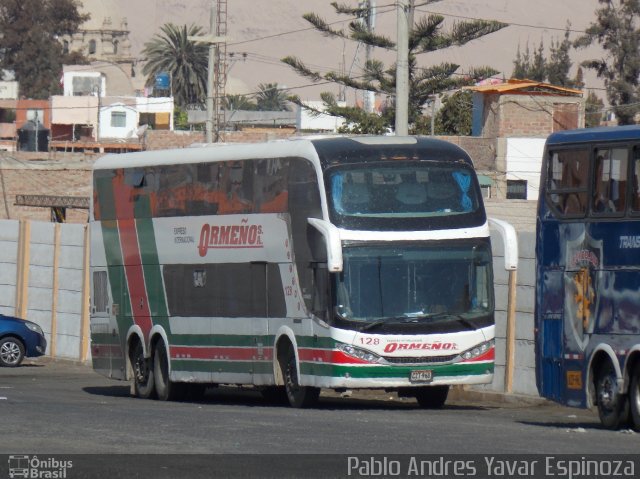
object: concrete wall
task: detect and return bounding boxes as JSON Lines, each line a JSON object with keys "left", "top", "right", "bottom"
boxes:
{"left": 0, "top": 219, "right": 89, "bottom": 361}
{"left": 486, "top": 229, "right": 536, "bottom": 396}
{"left": 0, "top": 220, "right": 18, "bottom": 316}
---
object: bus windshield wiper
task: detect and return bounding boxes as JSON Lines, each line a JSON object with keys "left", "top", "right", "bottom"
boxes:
{"left": 360, "top": 315, "right": 424, "bottom": 332}
{"left": 422, "top": 312, "right": 477, "bottom": 330}
{"left": 360, "top": 316, "right": 415, "bottom": 332}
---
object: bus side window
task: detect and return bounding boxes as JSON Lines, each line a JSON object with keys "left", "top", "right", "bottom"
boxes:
{"left": 548, "top": 149, "right": 589, "bottom": 216}
{"left": 592, "top": 148, "right": 627, "bottom": 214}
{"left": 632, "top": 150, "right": 640, "bottom": 212}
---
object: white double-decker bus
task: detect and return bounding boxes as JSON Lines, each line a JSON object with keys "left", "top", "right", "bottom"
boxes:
{"left": 90, "top": 136, "right": 516, "bottom": 407}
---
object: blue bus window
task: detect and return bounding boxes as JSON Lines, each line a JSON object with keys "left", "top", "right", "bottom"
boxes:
{"left": 632, "top": 151, "right": 640, "bottom": 212}
{"left": 592, "top": 148, "right": 627, "bottom": 214}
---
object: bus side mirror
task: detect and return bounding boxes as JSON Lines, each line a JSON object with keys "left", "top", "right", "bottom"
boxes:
{"left": 488, "top": 217, "right": 518, "bottom": 271}
{"left": 307, "top": 218, "right": 343, "bottom": 272}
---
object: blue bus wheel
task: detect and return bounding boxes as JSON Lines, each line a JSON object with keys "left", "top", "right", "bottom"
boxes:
{"left": 595, "top": 361, "right": 629, "bottom": 429}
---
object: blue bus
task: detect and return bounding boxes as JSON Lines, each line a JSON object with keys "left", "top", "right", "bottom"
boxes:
{"left": 536, "top": 125, "right": 640, "bottom": 430}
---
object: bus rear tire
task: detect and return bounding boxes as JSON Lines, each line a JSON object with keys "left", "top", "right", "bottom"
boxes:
{"left": 282, "top": 350, "right": 319, "bottom": 408}
{"left": 595, "top": 361, "right": 629, "bottom": 429}
{"left": 415, "top": 386, "right": 449, "bottom": 409}
{"left": 630, "top": 363, "right": 640, "bottom": 432}
{"left": 131, "top": 341, "right": 156, "bottom": 399}
{"left": 154, "top": 342, "right": 186, "bottom": 401}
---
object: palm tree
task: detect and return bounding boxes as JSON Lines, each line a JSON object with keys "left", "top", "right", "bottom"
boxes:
{"left": 255, "top": 83, "right": 290, "bottom": 111}
{"left": 224, "top": 94, "right": 257, "bottom": 111}
{"left": 141, "top": 24, "right": 209, "bottom": 108}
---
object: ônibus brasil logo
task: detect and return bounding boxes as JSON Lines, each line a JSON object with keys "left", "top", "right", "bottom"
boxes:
{"left": 198, "top": 220, "right": 264, "bottom": 257}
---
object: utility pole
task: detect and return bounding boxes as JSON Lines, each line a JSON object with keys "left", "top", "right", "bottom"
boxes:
{"left": 395, "top": 0, "right": 410, "bottom": 136}
{"left": 361, "top": 1, "right": 376, "bottom": 113}
{"left": 188, "top": 1, "right": 228, "bottom": 143}
{"left": 206, "top": 1, "right": 216, "bottom": 143}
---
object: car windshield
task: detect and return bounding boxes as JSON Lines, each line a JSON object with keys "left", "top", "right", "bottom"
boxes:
{"left": 333, "top": 243, "right": 493, "bottom": 324}
{"left": 327, "top": 162, "right": 480, "bottom": 221}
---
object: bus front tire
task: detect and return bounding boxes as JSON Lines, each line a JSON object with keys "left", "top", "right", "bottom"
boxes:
{"left": 415, "top": 386, "right": 449, "bottom": 409}
{"left": 595, "top": 361, "right": 629, "bottom": 429}
{"left": 131, "top": 341, "right": 156, "bottom": 399}
{"left": 154, "top": 342, "right": 186, "bottom": 401}
{"left": 282, "top": 351, "right": 319, "bottom": 408}
{"left": 630, "top": 363, "right": 640, "bottom": 432}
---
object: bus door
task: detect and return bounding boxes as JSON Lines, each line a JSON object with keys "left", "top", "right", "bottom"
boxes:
{"left": 90, "top": 268, "right": 122, "bottom": 378}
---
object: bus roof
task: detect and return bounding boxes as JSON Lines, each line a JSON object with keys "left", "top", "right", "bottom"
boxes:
{"left": 545, "top": 125, "right": 640, "bottom": 146}
{"left": 93, "top": 135, "right": 474, "bottom": 171}
{"left": 309, "top": 136, "right": 473, "bottom": 169}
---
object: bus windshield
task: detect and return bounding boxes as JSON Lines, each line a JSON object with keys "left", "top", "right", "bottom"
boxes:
{"left": 333, "top": 243, "right": 493, "bottom": 325}
{"left": 327, "top": 162, "right": 480, "bottom": 227}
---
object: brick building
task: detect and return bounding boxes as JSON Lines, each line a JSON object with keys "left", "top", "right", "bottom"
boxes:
{"left": 469, "top": 79, "right": 584, "bottom": 200}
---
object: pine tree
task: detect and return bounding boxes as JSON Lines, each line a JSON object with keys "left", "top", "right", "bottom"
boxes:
{"left": 283, "top": 1, "right": 506, "bottom": 133}
{"left": 433, "top": 90, "right": 473, "bottom": 135}
{"left": 547, "top": 27, "right": 573, "bottom": 87}
{"left": 512, "top": 44, "right": 530, "bottom": 79}
{"left": 585, "top": 90, "right": 605, "bottom": 128}
{"left": 575, "top": 0, "right": 640, "bottom": 125}
{"left": 530, "top": 41, "right": 546, "bottom": 81}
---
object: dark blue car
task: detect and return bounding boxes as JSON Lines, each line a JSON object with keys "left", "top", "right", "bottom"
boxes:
{"left": 0, "top": 313, "right": 47, "bottom": 367}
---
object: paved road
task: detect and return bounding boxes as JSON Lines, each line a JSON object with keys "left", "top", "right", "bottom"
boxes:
{"left": 1, "top": 358, "right": 638, "bottom": 477}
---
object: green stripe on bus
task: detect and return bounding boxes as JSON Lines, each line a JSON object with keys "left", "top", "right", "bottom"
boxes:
{"left": 170, "top": 334, "right": 276, "bottom": 347}
{"left": 95, "top": 175, "right": 116, "bottom": 220}
{"left": 168, "top": 332, "right": 336, "bottom": 349}
{"left": 297, "top": 335, "right": 336, "bottom": 349}
{"left": 90, "top": 333, "right": 120, "bottom": 345}
{"left": 300, "top": 362, "right": 493, "bottom": 379}
{"left": 171, "top": 359, "right": 273, "bottom": 374}
{"left": 136, "top": 217, "right": 169, "bottom": 320}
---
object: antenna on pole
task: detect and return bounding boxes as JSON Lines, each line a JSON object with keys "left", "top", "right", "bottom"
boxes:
{"left": 189, "top": 0, "right": 228, "bottom": 143}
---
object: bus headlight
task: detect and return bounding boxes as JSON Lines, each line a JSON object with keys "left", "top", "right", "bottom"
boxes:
{"left": 337, "top": 343, "right": 380, "bottom": 363}
{"left": 460, "top": 339, "right": 494, "bottom": 360}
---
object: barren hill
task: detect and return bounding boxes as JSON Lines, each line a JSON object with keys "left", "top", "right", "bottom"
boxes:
{"left": 84, "top": 0, "right": 604, "bottom": 102}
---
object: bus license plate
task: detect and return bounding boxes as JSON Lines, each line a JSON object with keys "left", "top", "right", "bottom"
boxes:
{"left": 410, "top": 370, "right": 433, "bottom": 383}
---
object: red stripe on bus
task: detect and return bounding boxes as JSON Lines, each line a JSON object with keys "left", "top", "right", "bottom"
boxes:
{"left": 111, "top": 172, "right": 153, "bottom": 340}
{"left": 117, "top": 218, "right": 152, "bottom": 338}
{"left": 297, "top": 348, "right": 371, "bottom": 365}
{"left": 171, "top": 346, "right": 274, "bottom": 361}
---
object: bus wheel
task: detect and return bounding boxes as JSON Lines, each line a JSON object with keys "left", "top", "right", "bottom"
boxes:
{"left": 131, "top": 341, "right": 156, "bottom": 399}
{"left": 595, "top": 361, "right": 629, "bottom": 429}
{"left": 415, "top": 386, "right": 449, "bottom": 409}
{"left": 282, "top": 350, "right": 319, "bottom": 408}
{"left": 154, "top": 342, "right": 186, "bottom": 401}
{"left": 630, "top": 363, "right": 640, "bottom": 432}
